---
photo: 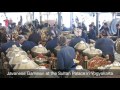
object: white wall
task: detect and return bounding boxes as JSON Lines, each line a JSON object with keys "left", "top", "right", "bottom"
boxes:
{"left": 99, "top": 13, "right": 112, "bottom": 25}
{"left": 61, "top": 12, "right": 70, "bottom": 28}
{"left": 72, "top": 12, "right": 113, "bottom": 31}
{"left": 0, "top": 12, "right": 28, "bottom": 26}
{"left": 0, "top": 12, "right": 113, "bottom": 29}
{"left": 0, "top": 13, "right": 6, "bottom": 26}
{"left": 73, "top": 12, "right": 96, "bottom": 31}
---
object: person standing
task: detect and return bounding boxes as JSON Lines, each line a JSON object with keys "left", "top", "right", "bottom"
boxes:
{"left": 91, "top": 22, "right": 96, "bottom": 31}
{"left": 114, "top": 23, "right": 120, "bottom": 37}
{"left": 4, "top": 17, "right": 9, "bottom": 28}
{"left": 77, "top": 23, "right": 89, "bottom": 43}
{"left": 88, "top": 24, "right": 96, "bottom": 40}
{"left": 99, "top": 22, "right": 110, "bottom": 36}
{"left": 82, "top": 22, "right": 87, "bottom": 32}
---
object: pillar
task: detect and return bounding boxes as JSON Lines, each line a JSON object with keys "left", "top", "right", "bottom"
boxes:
{"left": 96, "top": 12, "right": 99, "bottom": 36}
{"left": 33, "top": 12, "right": 34, "bottom": 20}
{"left": 29, "top": 12, "right": 33, "bottom": 22}
{"left": 39, "top": 12, "right": 42, "bottom": 24}
{"left": 58, "top": 12, "right": 62, "bottom": 28}
{"left": 112, "top": 12, "right": 116, "bottom": 19}
{"left": 70, "top": 12, "right": 73, "bottom": 29}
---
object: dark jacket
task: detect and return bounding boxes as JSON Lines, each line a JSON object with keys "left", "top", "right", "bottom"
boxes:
{"left": 93, "top": 25, "right": 96, "bottom": 31}
{"left": 81, "top": 31, "right": 89, "bottom": 43}
{"left": 28, "top": 32, "right": 41, "bottom": 45}
{"left": 0, "top": 32, "right": 7, "bottom": 44}
{"left": 21, "top": 41, "right": 37, "bottom": 52}
{"left": 114, "top": 29, "right": 120, "bottom": 37}
{"left": 82, "top": 23, "right": 87, "bottom": 31}
{"left": 62, "top": 27, "right": 68, "bottom": 31}
{"left": 57, "top": 46, "right": 76, "bottom": 71}
{"left": 95, "top": 37, "right": 115, "bottom": 56}
{"left": 95, "top": 37, "right": 115, "bottom": 62}
{"left": 69, "top": 36, "right": 86, "bottom": 48}
{"left": 88, "top": 29, "right": 96, "bottom": 40}
{"left": 100, "top": 26, "right": 109, "bottom": 33}
{"left": 0, "top": 41, "right": 20, "bottom": 54}
{"left": 99, "top": 26, "right": 104, "bottom": 32}
{"left": 46, "top": 37, "right": 58, "bottom": 53}
{"left": 20, "top": 26, "right": 29, "bottom": 35}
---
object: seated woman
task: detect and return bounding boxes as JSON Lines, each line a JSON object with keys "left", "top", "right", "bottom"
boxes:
{"left": 57, "top": 36, "right": 76, "bottom": 71}
{"left": 69, "top": 28, "right": 86, "bottom": 48}
{"left": 95, "top": 30, "right": 115, "bottom": 63}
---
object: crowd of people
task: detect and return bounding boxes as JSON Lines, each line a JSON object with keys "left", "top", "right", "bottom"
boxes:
{"left": 0, "top": 17, "right": 120, "bottom": 72}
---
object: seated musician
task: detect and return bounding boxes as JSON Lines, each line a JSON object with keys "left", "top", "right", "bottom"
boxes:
{"left": 17, "top": 35, "right": 37, "bottom": 52}
{"left": 57, "top": 36, "right": 76, "bottom": 71}
{"left": 0, "top": 40, "right": 20, "bottom": 54}
{"left": 69, "top": 28, "right": 86, "bottom": 48}
{"left": 46, "top": 35, "right": 58, "bottom": 54}
{"left": 28, "top": 30, "right": 41, "bottom": 45}
{"left": 95, "top": 30, "right": 115, "bottom": 63}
